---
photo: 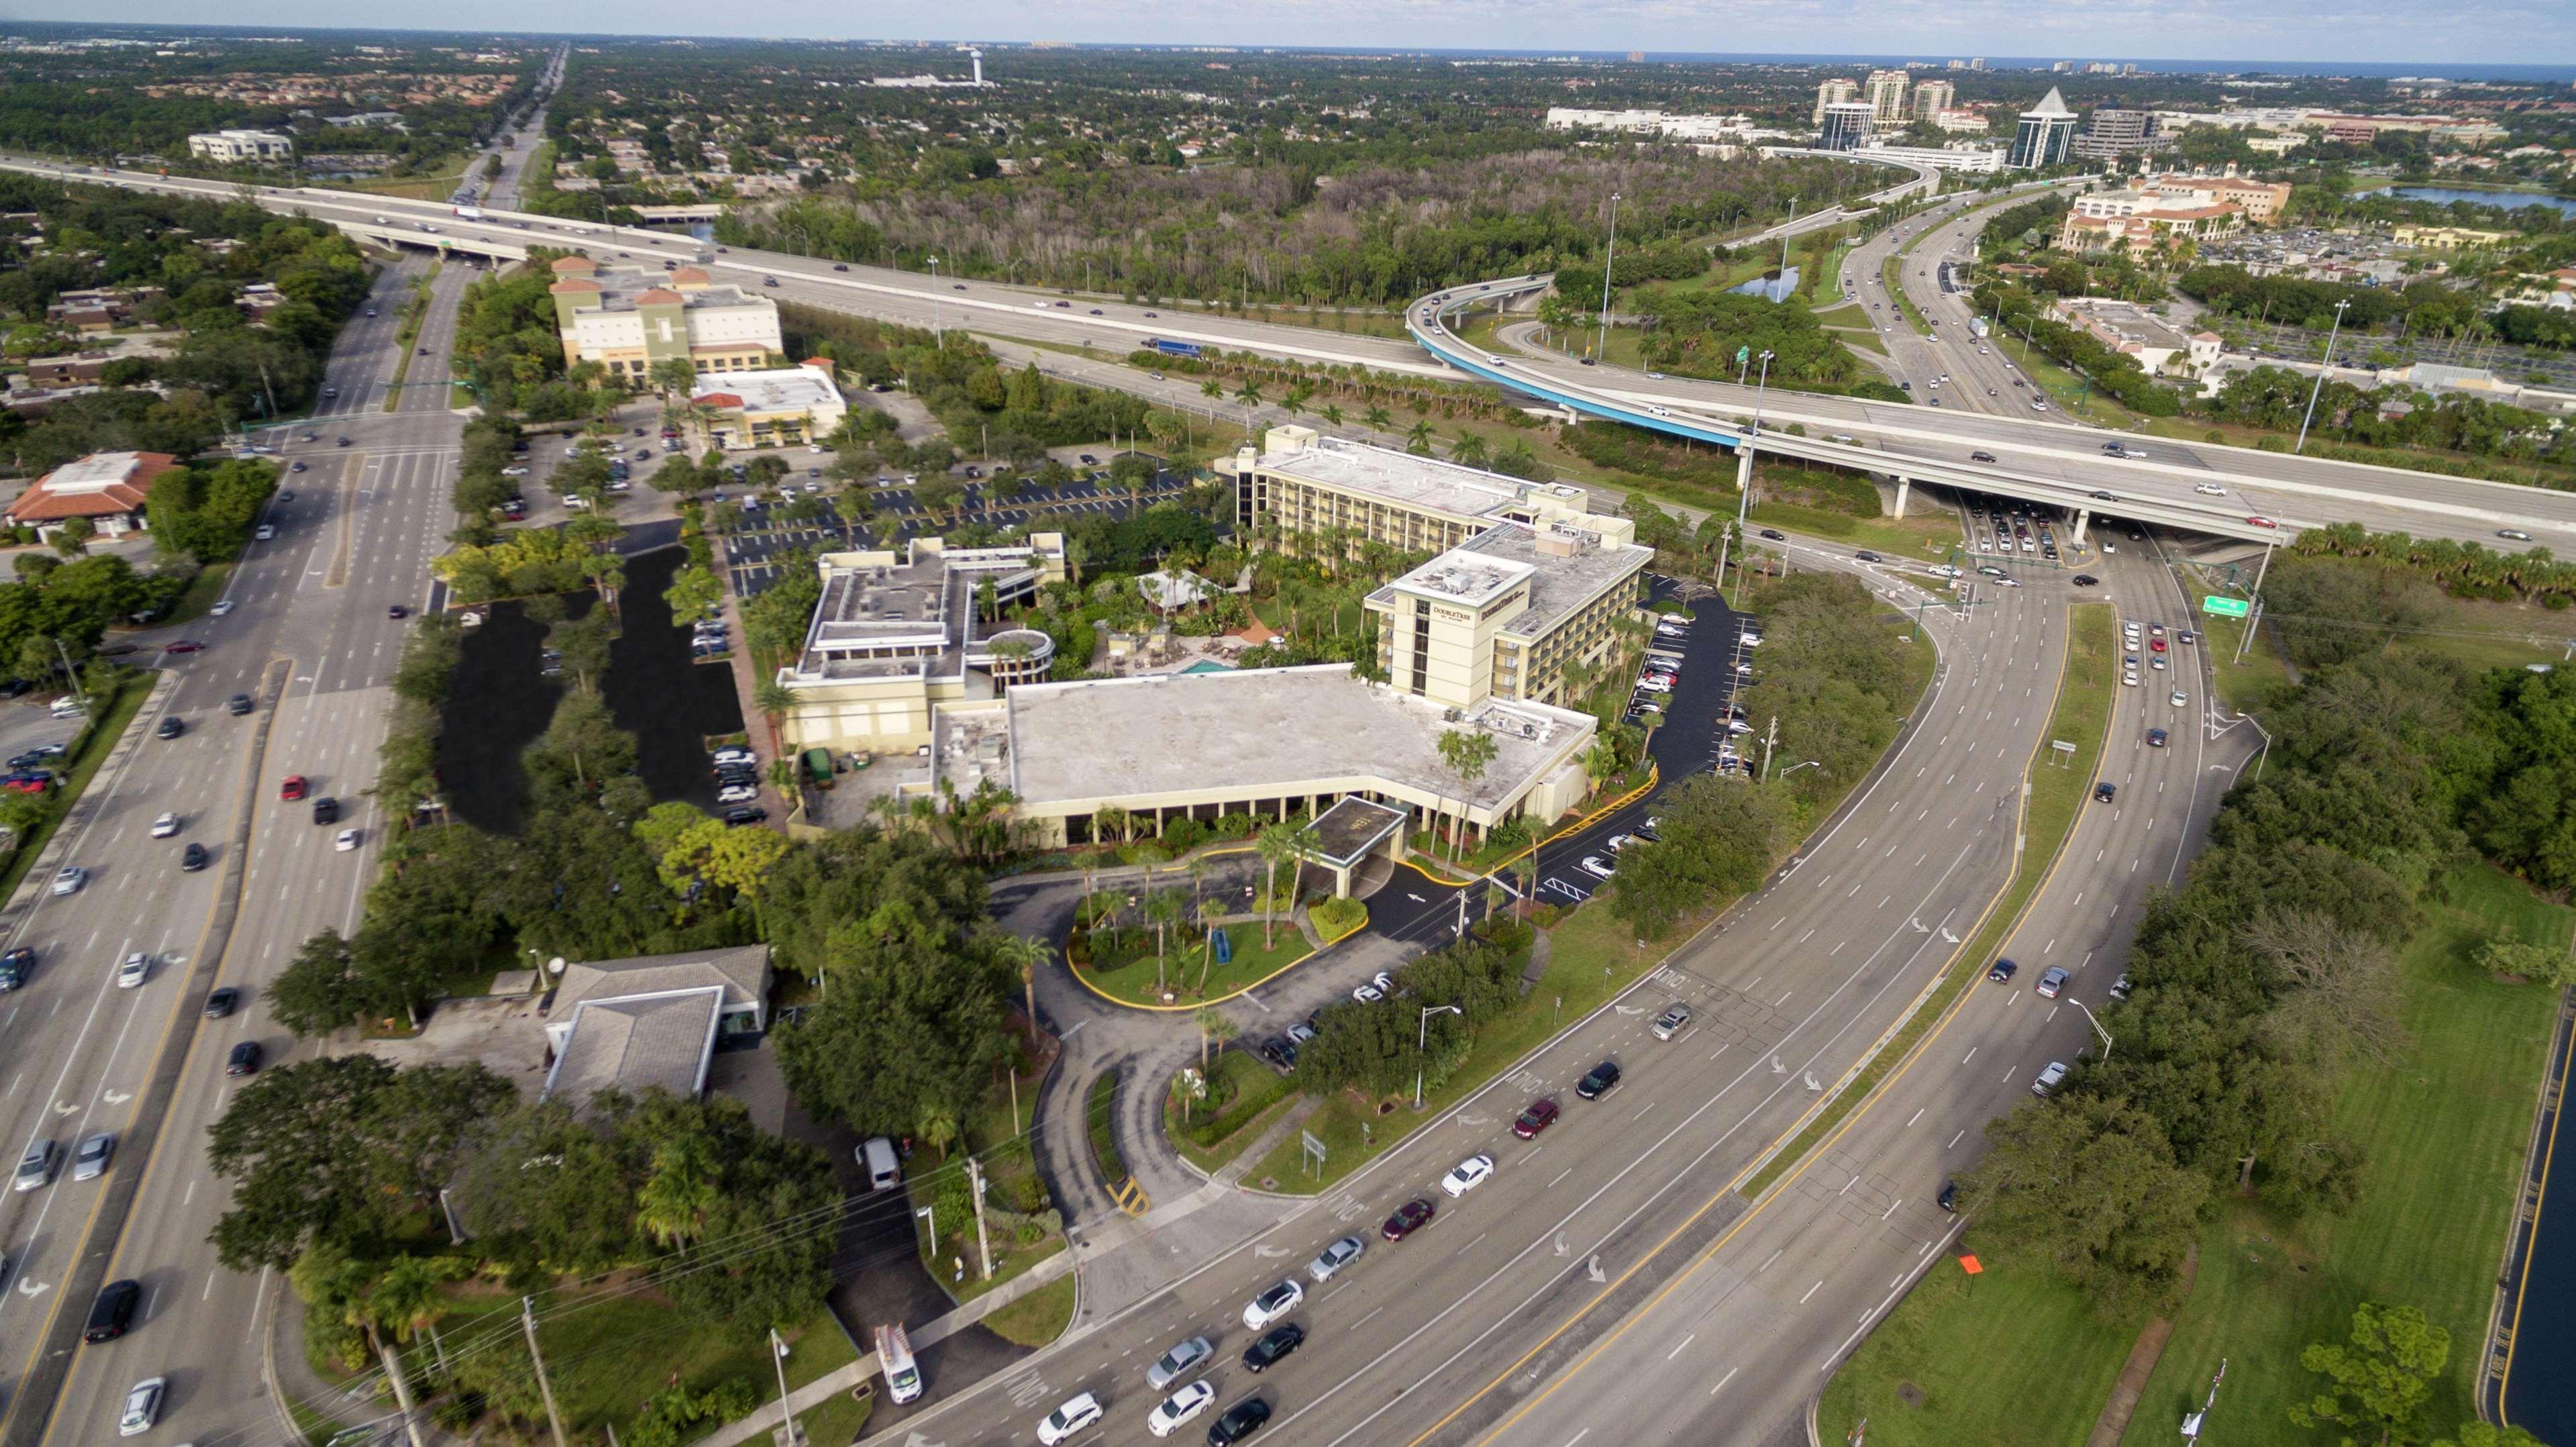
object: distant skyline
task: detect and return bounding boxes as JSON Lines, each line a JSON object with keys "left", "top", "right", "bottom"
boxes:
{"left": 24, "top": 4, "right": 2576, "bottom": 71}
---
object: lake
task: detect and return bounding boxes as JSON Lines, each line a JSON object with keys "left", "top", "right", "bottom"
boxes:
{"left": 1730, "top": 266, "right": 1800, "bottom": 303}
{"left": 2363, "top": 186, "right": 2576, "bottom": 217}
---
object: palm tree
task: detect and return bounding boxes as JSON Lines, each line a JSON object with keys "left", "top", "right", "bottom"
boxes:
{"left": 635, "top": 1135, "right": 721, "bottom": 1256}
{"left": 1195, "top": 897, "right": 1227, "bottom": 992}
{"left": 1404, "top": 419, "right": 1437, "bottom": 456}
{"left": 1436, "top": 728, "right": 1500, "bottom": 860}
{"left": 1200, "top": 377, "right": 1225, "bottom": 402}
{"left": 996, "top": 933, "right": 1051, "bottom": 1031}
{"left": 1363, "top": 405, "right": 1394, "bottom": 435}
{"left": 1451, "top": 431, "right": 1491, "bottom": 469}
{"left": 363, "top": 1255, "right": 469, "bottom": 1348}
{"left": 1320, "top": 403, "right": 1345, "bottom": 430}
{"left": 753, "top": 680, "right": 794, "bottom": 757}
{"left": 1145, "top": 889, "right": 1186, "bottom": 996}
{"left": 1254, "top": 824, "right": 1298, "bottom": 948}
{"left": 917, "top": 1106, "right": 961, "bottom": 1160}
{"left": 1194, "top": 1005, "right": 1237, "bottom": 1073}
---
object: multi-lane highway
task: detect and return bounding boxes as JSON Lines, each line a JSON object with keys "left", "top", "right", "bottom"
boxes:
{"left": 0, "top": 254, "right": 468, "bottom": 1447}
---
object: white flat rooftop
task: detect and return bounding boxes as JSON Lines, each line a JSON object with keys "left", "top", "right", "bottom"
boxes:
{"left": 1255, "top": 437, "right": 1586, "bottom": 522}
{"left": 995, "top": 664, "right": 1592, "bottom": 815}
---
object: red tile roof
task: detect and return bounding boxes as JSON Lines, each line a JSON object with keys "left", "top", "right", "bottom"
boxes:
{"left": 635, "top": 288, "right": 684, "bottom": 305}
{"left": 697, "top": 392, "right": 743, "bottom": 409}
{"left": 6, "top": 450, "right": 179, "bottom": 523}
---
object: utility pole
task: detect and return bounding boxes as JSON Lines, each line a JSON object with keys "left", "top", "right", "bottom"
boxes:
{"left": 965, "top": 1157, "right": 995, "bottom": 1281}
{"left": 768, "top": 1327, "right": 803, "bottom": 1446}
{"left": 1595, "top": 191, "right": 1621, "bottom": 362}
{"left": 1761, "top": 714, "right": 1781, "bottom": 781}
{"left": 381, "top": 1342, "right": 427, "bottom": 1447}
{"left": 522, "top": 1295, "right": 570, "bottom": 1447}
{"left": 2296, "top": 297, "right": 2351, "bottom": 454}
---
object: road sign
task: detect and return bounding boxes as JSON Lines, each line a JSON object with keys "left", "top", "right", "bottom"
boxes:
{"left": 2201, "top": 595, "right": 2251, "bottom": 618}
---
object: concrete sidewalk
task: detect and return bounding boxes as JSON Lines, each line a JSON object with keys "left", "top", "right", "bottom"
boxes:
{"left": 695, "top": 1250, "right": 1077, "bottom": 1447}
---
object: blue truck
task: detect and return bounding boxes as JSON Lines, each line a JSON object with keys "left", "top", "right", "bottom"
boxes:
{"left": 1147, "top": 338, "right": 1203, "bottom": 359}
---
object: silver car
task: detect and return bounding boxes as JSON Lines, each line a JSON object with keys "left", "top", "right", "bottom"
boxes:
{"left": 1307, "top": 1235, "right": 1365, "bottom": 1283}
{"left": 1145, "top": 1334, "right": 1213, "bottom": 1391}
{"left": 12, "top": 1139, "right": 57, "bottom": 1193}
{"left": 72, "top": 1132, "right": 113, "bottom": 1182}
{"left": 119, "top": 1376, "right": 164, "bottom": 1437}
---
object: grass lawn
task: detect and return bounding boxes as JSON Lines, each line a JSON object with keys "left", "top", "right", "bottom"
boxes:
{"left": 1086, "top": 1071, "right": 1127, "bottom": 1185}
{"left": 1074, "top": 921, "right": 1316, "bottom": 1007}
{"left": 1817, "top": 1241, "right": 2144, "bottom": 1447}
{"left": 0, "top": 669, "right": 151, "bottom": 905}
{"left": 161, "top": 560, "right": 236, "bottom": 626}
{"left": 1822, "top": 860, "right": 2565, "bottom": 1447}
{"left": 1169, "top": 1046, "right": 1300, "bottom": 1175}
{"left": 2117, "top": 861, "right": 2565, "bottom": 1446}
{"left": 1747, "top": 603, "right": 2114, "bottom": 1199}
{"left": 1826, "top": 324, "right": 1892, "bottom": 357}
{"left": 1747, "top": 501, "right": 1962, "bottom": 561}
{"left": 982, "top": 1273, "right": 1079, "bottom": 1348}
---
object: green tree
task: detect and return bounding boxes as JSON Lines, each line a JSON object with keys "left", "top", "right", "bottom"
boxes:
{"left": 634, "top": 1132, "right": 722, "bottom": 1256}
{"left": 50, "top": 514, "right": 93, "bottom": 556}
{"left": 268, "top": 928, "right": 365, "bottom": 1038}
{"left": 2473, "top": 936, "right": 2576, "bottom": 989}
{"left": 2291, "top": 1303, "right": 2451, "bottom": 1446}
{"left": 1955, "top": 1094, "right": 2209, "bottom": 1317}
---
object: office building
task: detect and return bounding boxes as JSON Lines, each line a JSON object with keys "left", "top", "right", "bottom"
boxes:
{"left": 688, "top": 359, "right": 847, "bottom": 450}
{"left": 186, "top": 129, "right": 293, "bottom": 162}
{"left": 2058, "top": 181, "right": 2255, "bottom": 252}
{"left": 1911, "top": 80, "right": 1956, "bottom": 121}
{"left": 1819, "top": 101, "right": 1878, "bottom": 152}
{"left": 1930, "top": 109, "right": 1992, "bottom": 134}
{"left": 2010, "top": 88, "right": 2079, "bottom": 168}
{"left": 4, "top": 450, "right": 178, "bottom": 539}
{"left": 1813, "top": 77, "right": 1859, "bottom": 124}
{"left": 547, "top": 256, "right": 781, "bottom": 381}
{"left": 1857, "top": 140, "right": 2007, "bottom": 172}
{"left": 2072, "top": 109, "right": 2168, "bottom": 160}
{"left": 1865, "top": 69, "right": 1910, "bottom": 124}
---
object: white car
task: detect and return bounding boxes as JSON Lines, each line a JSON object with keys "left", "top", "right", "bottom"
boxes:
{"left": 1241, "top": 1278, "right": 1304, "bottom": 1331}
{"left": 1037, "top": 1391, "right": 1104, "bottom": 1445}
{"left": 1147, "top": 1381, "right": 1217, "bottom": 1438}
{"left": 50, "top": 866, "right": 86, "bottom": 896}
{"left": 335, "top": 828, "right": 362, "bottom": 852}
{"left": 253, "top": 525, "right": 276, "bottom": 541}
{"left": 117, "top": 952, "right": 149, "bottom": 989}
{"left": 2031, "top": 1061, "right": 2069, "bottom": 1097}
{"left": 2194, "top": 483, "right": 2226, "bottom": 496}
{"left": 717, "top": 784, "right": 759, "bottom": 805}
{"left": 1440, "top": 1153, "right": 1496, "bottom": 1198}
{"left": 1579, "top": 855, "right": 1615, "bottom": 881}
{"left": 1352, "top": 981, "right": 1384, "bottom": 1003}
{"left": 2171, "top": 690, "right": 2188, "bottom": 707}
{"left": 150, "top": 813, "right": 179, "bottom": 840}
{"left": 119, "top": 1377, "right": 165, "bottom": 1437}
{"left": 2122, "top": 671, "right": 2140, "bottom": 687}
{"left": 1307, "top": 1234, "right": 1365, "bottom": 1283}
{"left": 501, "top": 465, "right": 531, "bottom": 477}
{"left": 210, "top": 599, "right": 236, "bottom": 617}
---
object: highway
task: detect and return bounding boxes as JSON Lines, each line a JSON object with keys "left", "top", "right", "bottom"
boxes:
{"left": 0, "top": 253, "right": 468, "bottom": 1447}
{"left": 7, "top": 158, "right": 2574, "bottom": 551}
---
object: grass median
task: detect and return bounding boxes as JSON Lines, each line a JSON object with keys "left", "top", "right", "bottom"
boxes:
{"left": 0, "top": 669, "right": 152, "bottom": 905}
{"left": 1743, "top": 599, "right": 2116, "bottom": 1201}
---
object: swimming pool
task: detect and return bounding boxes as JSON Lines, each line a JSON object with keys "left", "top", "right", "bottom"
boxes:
{"left": 1180, "top": 660, "right": 1235, "bottom": 675}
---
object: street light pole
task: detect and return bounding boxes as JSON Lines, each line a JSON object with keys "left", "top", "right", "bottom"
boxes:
{"left": 928, "top": 256, "right": 943, "bottom": 344}
{"left": 1595, "top": 191, "right": 1621, "bottom": 364}
{"left": 2069, "top": 999, "right": 2114, "bottom": 1063}
{"left": 1416, "top": 1005, "right": 1463, "bottom": 1109}
{"left": 2294, "top": 297, "right": 2351, "bottom": 454}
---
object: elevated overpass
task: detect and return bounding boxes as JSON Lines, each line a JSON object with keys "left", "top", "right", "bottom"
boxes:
{"left": 14, "top": 155, "right": 2574, "bottom": 552}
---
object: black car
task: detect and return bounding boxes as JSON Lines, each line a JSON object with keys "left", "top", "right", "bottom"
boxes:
{"left": 313, "top": 797, "right": 340, "bottom": 825}
{"left": 180, "top": 842, "right": 207, "bottom": 873}
{"left": 2147, "top": 728, "right": 2168, "bottom": 748}
{"left": 225, "top": 1040, "right": 262, "bottom": 1076}
{"left": 2094, "top": 781, "right": 2116, "bottom": 803}
{"left": 1854, "top": 550, "right": 1881, "bottom": 562}
{"left": 227, "top": 693, "right": 254, "bottom": 716}
{"left": 1242, "top": 1324, "right": 1304, "bottom": 1373}
{"left": 336, "top": 436, "right": 352, "bottom": 447}
{"left": 204, "top": 987, "right": 238, "bottom": 1019}
{"left": 155, "top": 716, "right": 184, "bottom": 740}
{"left": 0, "top": 946, "right": 31, "bottom": 990}
{"left": 388, "top": 605, "right": 409, "bottom": 620}
{"left": 723, "top": 806, "right": 768, "bottom": 827}
{"left": 1576, "top": 1060, "right": 1621, "bottom": 1099}
{"left": 833, "top": 263, "right": 849, "bottom": 271}
{"left": 1258, "top": 1037, "right": 1294, "bottom": 1069}
{"left": 2071, "top": 575, "right": 2100, "bottom": 587}
{"left": 1987, "top": 958, "right": 2018, "bottom": 983}
{"left": 1937, "top": 1181, "right": 1959, "bottom": 1213}
{"left": 83, "top": 1279, "right": 140, "bottom": 1343}
{"left": 1207, "top": 1397, "right": 1272, "bottom": 1445}
{"left": 1758, "top": 529, "right": 1785, "bottom": 541}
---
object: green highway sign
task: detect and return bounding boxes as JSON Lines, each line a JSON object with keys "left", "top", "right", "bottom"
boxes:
{"left": 2201, "top": 595, "right": 2251, "bottom": 618}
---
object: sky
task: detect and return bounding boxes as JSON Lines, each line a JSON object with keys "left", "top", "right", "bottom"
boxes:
{"left": 32, "top": 0, "right": 2576, "bottom": 69}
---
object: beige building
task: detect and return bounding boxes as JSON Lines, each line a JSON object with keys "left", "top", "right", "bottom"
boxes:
{"left": 1225, "top": 427, "right": 1606, "bottom": 560}
{"left": 1911, "top": 80, "right": 1956, "bottom": 121}
{"left": 1368, "top": 519, "right": 1651, "bottom": 712}
{"left": 690, "top": 359, "right": 847, "bottom": 450}
{"left": 1864, "top": 69, "right": 1910, "bottom": 125}
{"left": 1813, "top": 77, "right": 1859, "bottom": 124}
{"left": 547, "top": 256, "right": 781, "bottom": 383}
{"left": 2394, "top": 224, "right": 2512, "bottom": 250}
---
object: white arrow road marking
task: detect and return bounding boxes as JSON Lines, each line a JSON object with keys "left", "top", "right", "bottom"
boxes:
{"left": 15, "top": 1277, "right": 46, "bottom": 1297}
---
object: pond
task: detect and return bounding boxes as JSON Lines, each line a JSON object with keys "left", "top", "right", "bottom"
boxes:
{"left": 1730, "top": 266, "right": 1800, "bottom": 303}
{"left": 438, "top": 546, "right": 748, "bottom": 833}
{"left": 2363, "top": 186, "right": 2576, "bottom": 217}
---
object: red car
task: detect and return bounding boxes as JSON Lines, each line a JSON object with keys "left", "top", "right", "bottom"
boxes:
{"left": 162, "top": 640, "right": 203, "bottom": 655}
{"left": 2149, "top": 638, "right": 2165, "bottom": 653}
{"left": 1512, "top": 1099, "right": 1560, "bottom": 1140}
{"left": 2246, "top": 515, "right": 2278, "bottom": 529}
{"left": 1382, "top": 1198, "right": 1435, "bottom": 1241}
{"left": 280, "top": 775, "right": 307, "bottom": 801}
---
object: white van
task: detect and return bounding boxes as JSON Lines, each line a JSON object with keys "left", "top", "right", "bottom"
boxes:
{"left": 860, "top": 1136, "right": 901, "bottom": 1193}
{"left": 876, "top": 1324, "right": 921, "bottom": 1404}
